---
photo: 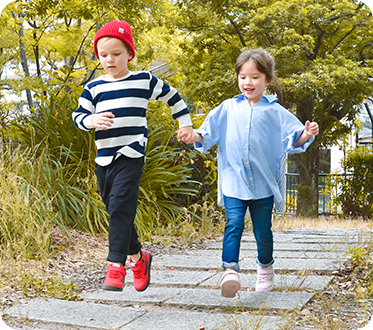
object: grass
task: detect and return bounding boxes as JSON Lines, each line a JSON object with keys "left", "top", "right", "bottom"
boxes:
{"left": 142, "top": 201, "right": 226, "bottom": 246}
{"left": 272, "top": 214, "right": 372, "bottom": 231}
{"left": 213, "top": 301, "right": 275, "bottom": 330}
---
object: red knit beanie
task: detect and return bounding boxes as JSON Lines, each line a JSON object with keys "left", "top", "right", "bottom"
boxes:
{"left": 94, "top": 20, "right": 135, "bottom": 62}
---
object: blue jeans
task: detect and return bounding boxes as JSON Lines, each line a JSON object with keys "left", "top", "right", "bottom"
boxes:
{"left": 222, "top": 195, "right": 274, "bottom": 272}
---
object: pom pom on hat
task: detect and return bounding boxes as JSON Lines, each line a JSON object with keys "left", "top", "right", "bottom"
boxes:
{"left": 94, "top": 20, "right": 135, "bottom": 61}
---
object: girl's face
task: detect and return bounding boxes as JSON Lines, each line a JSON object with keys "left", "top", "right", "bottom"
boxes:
{"left": 97, "top": 37, "right": 132, "bottom": 79}
{"left": 238, "top": 60, "right": 271, "bottom": 106}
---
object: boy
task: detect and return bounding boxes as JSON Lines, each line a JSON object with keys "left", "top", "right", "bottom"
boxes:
{"left": 72, "top": 20, "right": 193, "bottom": 292}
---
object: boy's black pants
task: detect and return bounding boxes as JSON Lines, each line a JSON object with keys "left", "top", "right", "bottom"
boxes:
{"left": 95, "top": 155, "right": 144, "bottom": 265}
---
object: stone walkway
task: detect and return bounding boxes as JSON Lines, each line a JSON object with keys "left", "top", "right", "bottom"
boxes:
{"left": 3, "top": 228, "right": 368, "bottom": 329}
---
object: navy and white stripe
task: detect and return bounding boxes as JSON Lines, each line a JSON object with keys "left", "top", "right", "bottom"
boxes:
{"left": 73, "top": 71, "right": 192, "bottom": 166}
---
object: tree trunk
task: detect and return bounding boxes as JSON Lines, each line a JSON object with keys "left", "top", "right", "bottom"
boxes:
{"left": 293, "top": 97, "right": 319, "bottom": 218}
{"left": 13, "top": 12, "right": 34, "bottom": 109}
{"left": 292, "top": 148, "right": 319, "bottom": 218}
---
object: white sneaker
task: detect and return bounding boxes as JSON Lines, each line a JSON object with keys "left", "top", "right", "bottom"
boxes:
{"left": 256, "top": 265, "right": 274, "bottom": 291}
{"left": 221, "top": 270, "right": 241, "bottom": 298}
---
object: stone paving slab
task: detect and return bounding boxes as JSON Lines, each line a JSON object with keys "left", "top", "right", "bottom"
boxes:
{"left": 240, "top": 235, "right": 363, "bottom": 244}
{"left": 290, "top": 237, "right": 363, "bottom": 244}
{"left": 283, "top": 228, "right": 366, "bottom": 234}
{"left": 207, "top": 241, "right": 352, "bottom": 251}
{"left": 240, "top": 233, "right": 363, "bottom": 243}
{"left": 6, "top": 298, "right": 144, "bottom": 329}
{"left": 181, "top": 248, "right": 343, "bottom": 259}
{"left": 84, "top": 286, "right": 186, "bottom": 304}
{"left": 125, "top": 269, "right": 216, "bottom": 286}
{"left": 7, "top": 327, "right": 42, "bottom": 330}
{"left": 165, "top": 289, "right": 314, "bottom": 310}
{"left": 281, "top": 229, "right": 369, "bottom": 240}
{"left": 202, "top": 273, "right": 332, "bottom": 290}
{"left": 5, "top": 227, "right": 367, "bottom": 330}
{"left": 121, "top": 310, "right": 283, "bottom": 330}
{"left": 9, "top": 328, "right": 40, "bottom": 330}
{"left": 153, "top": 255, "right": 341, "bottom": 272}
{"left": 240, "top": 258, "right": 341, "bottom": 272}
{"left": 126, "top": 268, "right": 332, "bottom": 291}
{"left": 153, "top": 255, "right": 220, "bottom": 270}
{"left": 256, "top": 242, "right": 352, "bottom": 252}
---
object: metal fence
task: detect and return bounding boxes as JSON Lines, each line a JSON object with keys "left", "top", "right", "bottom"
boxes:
{"left": 284, "top": 173, "right": 344, "bottom": 215}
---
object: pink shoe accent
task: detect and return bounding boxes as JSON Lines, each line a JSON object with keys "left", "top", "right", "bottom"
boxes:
{"left": 256, "top": 265, "right": 274, "bottom": 291}
{"left": 221, "top": 270, "right": 241, "bottom": 298}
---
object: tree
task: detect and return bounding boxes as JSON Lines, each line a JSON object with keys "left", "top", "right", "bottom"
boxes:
{"left": 1, "top": 0, "right": 203, "bottom": 235}
{"left": 0, "top": 0, "right": 165, "bottom": 106}
{"left": 2, "top": 0, "right": 373, "bottom": 218}
{"left": 170, "top": 0, "right": 373, "bottom": 217}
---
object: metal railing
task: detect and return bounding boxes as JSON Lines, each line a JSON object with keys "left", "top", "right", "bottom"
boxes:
{"left": 284, "top": 173, "right": 348, "bottom": 215}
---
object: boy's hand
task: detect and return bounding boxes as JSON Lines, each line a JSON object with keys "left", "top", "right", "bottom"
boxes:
{"left": 92, "top": 112, "right": 115, "bottom": 130}
{"left": 176, "top": 126, "right": 197, "bottom": 144}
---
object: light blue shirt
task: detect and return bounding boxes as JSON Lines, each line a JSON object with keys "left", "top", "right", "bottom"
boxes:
{"left": 194, "top": 94, "right": 315, "bottom": 206}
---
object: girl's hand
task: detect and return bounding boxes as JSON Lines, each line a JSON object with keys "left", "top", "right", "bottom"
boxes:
{"left": 305, "top": 121, "right": 319, "bottom": 136}
{"left": 92, "top": 112, "right": 115, "bottom": 130}
{"left": 293, "top": 121, "right": 319, "bottom": 147}
{"left": 176, "top": 126, "right": 202, "bottom": 144}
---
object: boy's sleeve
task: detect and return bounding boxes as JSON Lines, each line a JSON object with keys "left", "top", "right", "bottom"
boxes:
{"left": 149, "top": 74, "right": 192, "bottom": 127}
{"left": 72, "top": 88, "right": 96, "bottom": 131}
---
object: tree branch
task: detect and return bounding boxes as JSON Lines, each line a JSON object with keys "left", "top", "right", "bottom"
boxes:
{"left": 307, "top": 30, "right": 324, "bottom": 61}
{"left": 80, "top": 62, "right": 101, "bottom": 86}
{"left": 331, "top": 25, "right": 356, "bottom": 52}
{"left": 55, "top": 22, "right": 98, "bottom": 96}
{"left": 229, "top": 19, "right": 246, "bottom": 47}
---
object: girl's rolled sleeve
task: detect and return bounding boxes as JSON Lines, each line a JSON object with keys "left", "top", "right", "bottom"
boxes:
{"left": 285, "top": 127, "right": 315, "bottom": 154}
{"left": 193, "top": 104, "right": 224, "bottom": 153}
{"left": 193, "top": 129, "right": 211, "bottom": 153}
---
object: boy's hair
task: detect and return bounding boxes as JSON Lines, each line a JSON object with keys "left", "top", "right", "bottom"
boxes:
{"left": 94, "top": 20, "right": 135, "bottom": 61}
{"left": 235, "top": 49, "right": 284, "bottom": 104}
{"left": 97, "top": 37, "right": 133, "bottom": 57}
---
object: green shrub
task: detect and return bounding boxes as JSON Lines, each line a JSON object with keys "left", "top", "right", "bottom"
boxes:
{"left": 0, "top": 143, "right": 108, "bottom": 261}
{"left": 0, "top": 146, "right": 55, "bottom": 259}
{"left": 324, "top": 145, "right": 373, "bottom": 218}
{"left": 136, "top": 126, "right": 199, "bottom": 239}
{"left": 13, "top": 94, "right": 96, "bottom": 180}
{"left": 8, "top": 89, "right": 221, "bottom": 242}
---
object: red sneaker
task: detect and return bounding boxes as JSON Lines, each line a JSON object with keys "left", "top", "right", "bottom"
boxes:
{"left": 130, "top": 250, "right": 152, "bottom": 292}
{"left": 102, "top": 263, "right": 126, "bottom": 291}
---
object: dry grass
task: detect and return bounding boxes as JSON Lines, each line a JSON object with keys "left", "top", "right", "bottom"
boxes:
{"left": 272, "top": 215, "right": 373, "bottom": 231}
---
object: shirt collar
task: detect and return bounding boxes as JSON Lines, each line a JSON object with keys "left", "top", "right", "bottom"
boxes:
{"left": 236, "top": 94, "right": 278, "bottom": 103}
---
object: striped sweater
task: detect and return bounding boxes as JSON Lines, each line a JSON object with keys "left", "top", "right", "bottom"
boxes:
{"left": 73, "top": 71, "right": 192, "bottom": 166}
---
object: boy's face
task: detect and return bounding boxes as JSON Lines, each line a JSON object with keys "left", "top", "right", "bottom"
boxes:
{"left": 97, "top": 37, "right": 133, "bottom": 79}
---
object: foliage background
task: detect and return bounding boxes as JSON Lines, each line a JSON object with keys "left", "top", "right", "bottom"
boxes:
{"left": 0, "top": 0, "right": 372, "bottom": 259}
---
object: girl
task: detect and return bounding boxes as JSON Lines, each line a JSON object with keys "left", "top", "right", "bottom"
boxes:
{"left": 178, "top": 49, "right": 319, "bottom": 298}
